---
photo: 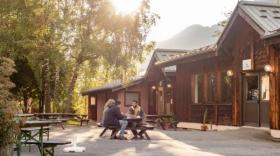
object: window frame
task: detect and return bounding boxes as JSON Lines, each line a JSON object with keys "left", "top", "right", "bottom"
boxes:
{"left": 192, "top": 73, "right": 204, "bottom": 104}
{"left": 207, "top": 72, "right": 217, "bottom": 103}
{"left": 220, "top": 71, "right": 233, "bottom": 104}
{"left": 90, "top": 96, "right": 97, "bottom": 106}
{"left": 124, "top": 91, "right": 141, "bottom": 107}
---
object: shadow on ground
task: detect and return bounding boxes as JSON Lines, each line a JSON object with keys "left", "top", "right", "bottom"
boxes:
{"left": 16, "top": 123, "right": 280, "bottom": 156}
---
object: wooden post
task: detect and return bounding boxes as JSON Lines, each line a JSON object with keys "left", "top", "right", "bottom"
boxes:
{"left": 216, "top": 70, "right": 222, "bottom": 125}
{"left": 269, "top": 46, "right": 279, "bottom": 129}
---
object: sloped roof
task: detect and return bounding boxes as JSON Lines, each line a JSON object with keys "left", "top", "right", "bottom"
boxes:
{"left": 218, "top": 1, "right": 280, "bottom": 46}
{"left": 81, "top": 49, "right": 186, "bottom": 95}
{"left": 112, "top": 76, "right": 145, "bottom": 92}
{"left": 145, "top": 48, "right": 187, "bottom": 74}
{"left": 157, "top": 1, "right": 280, "bottom": 67}
{"left": 81, "top": 77, "right": 145, "bottom": 95}
{"left": 155, "top": 44, "right": 217, "bottom": 66}
{"left": 81, "top": 80, "right": 122, "bottom": 95}
{"left": 239, "top": 1, "right": 280, "bottom": 38}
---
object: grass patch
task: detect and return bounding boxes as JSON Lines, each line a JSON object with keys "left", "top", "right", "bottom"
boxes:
{"left": 66, "top": 119, "right": 80, "bottom": 125}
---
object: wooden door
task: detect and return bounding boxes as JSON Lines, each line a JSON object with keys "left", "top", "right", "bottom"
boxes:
{"left": 89, "top": 96, "right": 97, "bottom": 120}
{"left": 243, "top": 74, "right": 260, "bottom": 126}
{"left": 148, "top": 87, "right": 157, "bottom": 115}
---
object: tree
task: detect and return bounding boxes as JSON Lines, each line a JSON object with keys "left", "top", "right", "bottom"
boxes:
{"left": 0, "top": 57, "right": 17, "bottom": 155}
{"left": 63, "top": 0, "right": 158, "bottom": 112}
{"left": 0, "top": 0, "right": 158, "bottom": 113}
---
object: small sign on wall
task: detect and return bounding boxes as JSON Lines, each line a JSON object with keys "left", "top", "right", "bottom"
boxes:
{"left": 242, "top": 59, "right": 252, "bottom": 70}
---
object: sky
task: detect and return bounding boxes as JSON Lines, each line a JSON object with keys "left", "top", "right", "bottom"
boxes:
{"left": 147, "top": 0, "right": 239, "bottom": 42}
{"left": 112, "top": 0, "right": 274, "bottom": 75}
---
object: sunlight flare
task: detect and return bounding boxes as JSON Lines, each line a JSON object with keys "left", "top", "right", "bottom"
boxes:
{"left": 111, "top": 0, "right": 142, "bottom": 14}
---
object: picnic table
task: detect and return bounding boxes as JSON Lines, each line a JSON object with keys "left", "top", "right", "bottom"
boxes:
{"left": 34, "top": 113, "right": 89, "bottom": 127}
{"left": 17, "top": 120, "right": 70, "bottom": 156}
{"left": 99, "top": 117, "right": 154, "bottom": 140}
{"left": 15, "top": 113, "right": 35, "bottom": 118}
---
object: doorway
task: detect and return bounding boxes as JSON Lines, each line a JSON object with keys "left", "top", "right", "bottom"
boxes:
{"left": 242, "top": 73, "right": 269, "bottom": 127}
{"left": 148, "top": 86, "right": 157, "bottom": 115}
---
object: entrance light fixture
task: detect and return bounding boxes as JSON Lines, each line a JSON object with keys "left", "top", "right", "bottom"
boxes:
{"left": 226, "top": 70, "right": 234, "bottom": 77}
{"left": 152, "top": 85, "right": 156, "bottom": 90}
{"left": 264, "top": 64, "right": 272, "bottom": 73}
{"left": 167, "top": 83, "right": 172, "bottom": 88}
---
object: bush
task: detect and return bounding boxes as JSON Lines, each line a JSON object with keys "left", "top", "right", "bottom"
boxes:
{"left": 0, "top": 57, "right": 18, "bottom": 148}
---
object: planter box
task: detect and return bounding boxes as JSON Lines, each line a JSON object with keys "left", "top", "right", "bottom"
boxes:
{"left": 271, "top": 129, "right": 280, "bottom": 138}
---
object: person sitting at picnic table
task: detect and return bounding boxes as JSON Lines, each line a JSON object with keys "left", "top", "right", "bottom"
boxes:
{"left": 127, "top": 100, "right": 145, "bottom": 139}
{"left": 101, "top": 99, "right": 116, "bottom": 125}
{"left": 102, "top": 99, "right": 128, "bottom": 140}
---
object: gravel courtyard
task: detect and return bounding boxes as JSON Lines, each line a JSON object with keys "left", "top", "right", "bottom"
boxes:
{"left": 18, "top": 124, "right": 280, "bottom": 156}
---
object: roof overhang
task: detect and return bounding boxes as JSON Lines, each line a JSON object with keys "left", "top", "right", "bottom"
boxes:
{"left": 112, "top": 78, "right": 144, "bottom": 92}
{"left": 156, "top": 50, "right": 218, "bottom": 67}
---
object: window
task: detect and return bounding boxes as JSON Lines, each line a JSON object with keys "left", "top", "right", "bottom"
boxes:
{"left": 125, "top": 91, "right": 140, "bottom": 107}
{"left": 194, "top": 74, "right": 203, "bottom": 104}
{"left": 261, "top": 74, "right": 269, "bottom": 101}
{"left": 90, "top": 96, "right": 96, "bottom": 105}
{"left": 246, "top": 75, "right": 259, "bottom": 101}
{"left": 208, "top": 73, "right": 216, "bottom": 102}
{"left": 221, "top": 72, "right": 232, "bottom": 103}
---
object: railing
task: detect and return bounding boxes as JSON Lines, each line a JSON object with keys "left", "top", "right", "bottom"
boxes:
{"left": 190, "top": 103, "right": 232, "bottom": 125}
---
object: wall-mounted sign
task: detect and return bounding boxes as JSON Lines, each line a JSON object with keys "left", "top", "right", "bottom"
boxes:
{"left": 242, "top": 59, "right": 252, "bottom": 71}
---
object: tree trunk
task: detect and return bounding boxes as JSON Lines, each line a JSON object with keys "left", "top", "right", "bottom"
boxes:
{"left": 0, "top": 145, "right": 13, "bottom": 156}
{"left": 23, "top": 95, "right": 28, "bottom": 113}
{"left": 42, "top": 59, "right": 51, "bottom": 113}
{"left": 65, "top": 62, "right": 81, "bottom": 113}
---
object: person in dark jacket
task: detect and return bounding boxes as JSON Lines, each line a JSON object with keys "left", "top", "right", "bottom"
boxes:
{"left": 103, "top": 99, "right": 128, "bottom": 139}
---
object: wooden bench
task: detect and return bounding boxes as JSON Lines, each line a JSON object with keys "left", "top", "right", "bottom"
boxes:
{"left": 74, "top": 115, "right": 90, "bottom": 126}
{"left": 21, "top": 127, "right": 51, "bottom": 141}
{"left": 145, "top": 115, "right": 179, "bottom": 130}
{"left": 21, "top": 140, "right": 71, "bottom": 156}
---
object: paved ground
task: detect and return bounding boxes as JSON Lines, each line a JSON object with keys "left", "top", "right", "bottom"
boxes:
{"left": 17, "top": 124, "right": 280, "bottom": 156}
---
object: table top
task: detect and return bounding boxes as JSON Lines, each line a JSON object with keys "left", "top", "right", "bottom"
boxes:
{"left": 35, "top": 113, "right": 75, "bottom": 116}
{"left": 34, "top": 113, "right": 87, "bottom": 117}
{"left": 14, "top": 114, "right": 34, "bottom": 117}
{"left": 20, "top": 120, "right": 62, "bottom": 127}
{"left": 124, "top": 117, "right": 143, "bottom": 122}
{"left": 145, "top": 115, "right": 159, "bottom": 118}
{"left": 159, "top": 115, "right": 173, "bottom": 118}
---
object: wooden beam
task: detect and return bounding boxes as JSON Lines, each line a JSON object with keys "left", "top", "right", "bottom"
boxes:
{"left": 269, "top": 46, "right": 280, "bottom": 129}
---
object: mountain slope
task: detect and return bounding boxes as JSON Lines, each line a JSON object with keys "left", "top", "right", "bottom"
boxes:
{"left": 157, "top": 24, "right": 223, "bottom": 50}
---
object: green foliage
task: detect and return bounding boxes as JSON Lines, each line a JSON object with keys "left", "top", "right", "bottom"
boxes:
{"left": 0, "top": 57, "right": 17, "bottom": 147}
{"left": 213, "top": 11, "right": 232, "bottom": 37}
{"left": 0, "top": 0, "right": 158, "bottom": 113}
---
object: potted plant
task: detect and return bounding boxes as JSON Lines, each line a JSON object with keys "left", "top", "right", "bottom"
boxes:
{"left": 201, "top": 108, "right": 208, "bottom": 131}
{"left": 0, "top": 57, "right": 18, "bottom": 156}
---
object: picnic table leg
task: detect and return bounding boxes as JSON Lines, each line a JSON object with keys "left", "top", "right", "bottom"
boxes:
{"left": 99, "top": 127, "right": 108, "bottom": 137}
{"left": 60, "top": 123, "right": 65, "bottom": 129}
{"left": 16, "top": 133, "right": 21, "bottom": 156}
{"left": 39, "top": 125, "right": 44, "bottom": 156}
{"left": 142, "top": 130, "right": 150, "bottom": 140}
{"left": 110, "top": 129, "right": 118, "bottom": 139}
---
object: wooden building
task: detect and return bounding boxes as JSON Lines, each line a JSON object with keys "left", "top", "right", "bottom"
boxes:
{"left": 157, "top": 1, "right": 280, "bottom": 129}
{"left": 81, "top": 49, "right": 187, "bottom": 122}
